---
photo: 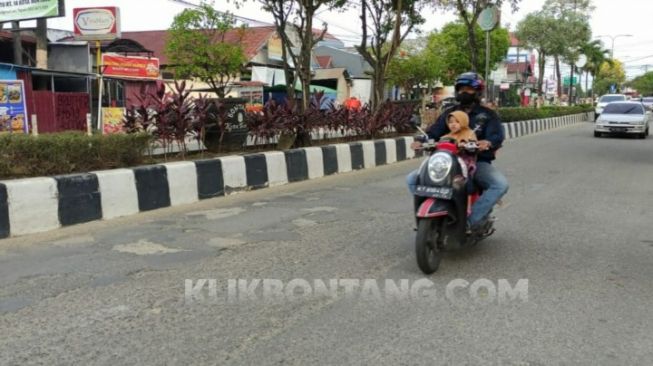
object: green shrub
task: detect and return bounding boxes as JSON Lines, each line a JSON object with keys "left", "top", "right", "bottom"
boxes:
{"left": 497, "top": 106, "right": 593, "bottom": 123}
{"left": 0, "top": 132, "right": 151, "bottom": 179}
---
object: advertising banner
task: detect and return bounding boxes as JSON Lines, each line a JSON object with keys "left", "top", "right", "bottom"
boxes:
{"left": 0, "top": 0, "right": 64, "bottom": 22}
{"left": 101, "top": 107, "right": 125, "bottom": 134}
{"left": 0, "top": 80, "right": 28, "bottom": 134}
{"left": 73, "top": 7, "right": 121, "bottom": 41}
{"left": 102, "top": 54, "right": 160, "bottom": 79}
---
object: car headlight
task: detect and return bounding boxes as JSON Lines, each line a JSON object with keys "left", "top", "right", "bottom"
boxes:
{"left": 428, "top": 153, "right": 453, "bottom": 183}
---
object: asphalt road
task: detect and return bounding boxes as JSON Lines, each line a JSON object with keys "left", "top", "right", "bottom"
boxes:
{"left": 1, "top": 122, "right": 652, "bottom": 365}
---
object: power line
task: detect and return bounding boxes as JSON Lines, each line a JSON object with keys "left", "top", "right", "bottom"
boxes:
{"left": 167, "top": 0, "right": 273, "bottom": 26}
{"left": 621, "top": 55, "right": 653, "bottom": 63}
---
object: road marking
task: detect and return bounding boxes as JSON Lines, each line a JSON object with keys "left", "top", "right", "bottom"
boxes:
{"left": 292, "top": 218, "right": 318, "bottom": 227}
{"left": 186, "top": 207, "right": 246, "bottom": 220}
{"left": 113, "top": 240, "right": 186, "bottom": 255}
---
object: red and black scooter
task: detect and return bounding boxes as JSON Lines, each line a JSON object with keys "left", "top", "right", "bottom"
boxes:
{"left": 412, "top": 128, "right": 495, "bottom": 274}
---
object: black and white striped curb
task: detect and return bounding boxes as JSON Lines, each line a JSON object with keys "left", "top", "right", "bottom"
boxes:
{"left": 0, "top": 138, "right": 415, "bottom": 238}
{"left": 502, "top": 112, "right": 589, "bottom": 139}
{"left": 0, "top": 113, "right": 589, "bottom": 238}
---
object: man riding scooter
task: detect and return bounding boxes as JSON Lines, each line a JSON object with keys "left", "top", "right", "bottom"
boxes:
{"left": 407, "top": 72, "right": 509, "bottom": 234}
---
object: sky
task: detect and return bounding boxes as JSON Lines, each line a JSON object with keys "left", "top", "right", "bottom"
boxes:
{"left": 9, "top": 0, "right": 653, "bottom": 79}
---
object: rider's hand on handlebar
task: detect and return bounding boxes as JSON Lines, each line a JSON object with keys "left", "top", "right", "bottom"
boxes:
{"left": 410, "top": 141, "right": 423, "bottom": 150}
{"left": 478, "top": 140, "right": 492, "bottom": 151}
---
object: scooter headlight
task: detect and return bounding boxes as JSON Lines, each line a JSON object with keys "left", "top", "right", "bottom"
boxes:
{"left": 428, "top": 152, "right": 452, "bottom": 183}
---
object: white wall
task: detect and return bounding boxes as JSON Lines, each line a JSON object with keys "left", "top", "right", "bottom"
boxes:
{"left": 351, "top": 79, "right": 372, "bottom": 105}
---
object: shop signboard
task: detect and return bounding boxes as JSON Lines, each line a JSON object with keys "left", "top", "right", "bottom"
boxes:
{"left": 73, "top": 7, "right": 121, "bottom": 41}
{"left": 102, "top": 54, "right": 160, "bottom": 79}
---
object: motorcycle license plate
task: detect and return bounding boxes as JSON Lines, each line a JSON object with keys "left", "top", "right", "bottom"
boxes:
{"left": 415, "top": 186, "right": 453, "bottom": 199}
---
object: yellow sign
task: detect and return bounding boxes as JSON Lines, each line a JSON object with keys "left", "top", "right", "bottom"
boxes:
{"left": 102, "top": 107, "right": 125, "bottom": 134}
{"left": 267, "top": 33, "right": 283, "bottom": 61}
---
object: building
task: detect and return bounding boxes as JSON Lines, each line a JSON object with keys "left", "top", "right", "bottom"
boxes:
{"left": 313, "top": 45, "right": 372, "bottom": 103}
{"left": 490, "top": 33, "right": 537, "bottom": 106}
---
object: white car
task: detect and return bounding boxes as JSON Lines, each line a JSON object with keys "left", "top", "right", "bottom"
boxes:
{"left": 640, "top": 97, "right": 653, "bottom": 111}
{"left": 595, "top": 94, "right": 627, "bottom": 119}
{"left": 594, "top": 101, "right": 650, "bottom": 138}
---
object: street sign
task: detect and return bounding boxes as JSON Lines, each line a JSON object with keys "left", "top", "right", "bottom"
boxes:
{"left": 478, "top": 6, "right": 500, "bottom": 31}
{"left": 563, "top": 76, "right": 578, "bottom": 86}
{"left": 610, "top": 84, "right": 617, "bottom": 93}
{"left": 0, "top": 0, "right": 65, "bottom": 22}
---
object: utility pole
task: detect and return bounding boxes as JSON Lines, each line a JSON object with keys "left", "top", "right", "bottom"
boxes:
{"left": 35, "top": 18, "right": 48, "bottom": 69}
{"left": 12, "top": 21, "right": 22, "bottom": 65}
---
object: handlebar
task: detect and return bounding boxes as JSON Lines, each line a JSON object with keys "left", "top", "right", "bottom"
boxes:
{"left": 413, "top": 138, "right": 481, "bottom": 153}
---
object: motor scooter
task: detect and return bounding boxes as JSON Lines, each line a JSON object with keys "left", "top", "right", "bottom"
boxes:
{"left": 412, "top": 127, "right": 495, "bottom": 274}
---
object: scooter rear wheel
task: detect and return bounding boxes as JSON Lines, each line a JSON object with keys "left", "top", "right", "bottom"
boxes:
{"left": 415, "top": 218, "right": 443, "bottom": 274}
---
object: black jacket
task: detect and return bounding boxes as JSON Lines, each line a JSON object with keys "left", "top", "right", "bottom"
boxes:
{"left": 426, "top": 104, "right": 505, "bottom": 162}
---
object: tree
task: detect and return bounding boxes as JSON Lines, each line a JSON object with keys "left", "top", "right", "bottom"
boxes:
{"left": 593, "top": 59, "right": 626, "bottom": 95}
{"left": 254, "top": 0, "right": 298, "bottom": 101}
{"left": 542, "top": 0, "right": 591, "bottom": 101}
{"left": 441, "top": 0, "right": 521, "bottom": 72}
{"left": 356, "top": 0, "right": 426, "bottom": 110}
{"left": 165, "top": 2, "right": 247, "bottom": 99}
{"left": 580, "top": 39, "right": 610, "bottom": 100}
{"left": 516, "top": 11, "right": 558, "bottom": 98}
{"left": 387, "top": 44, "right": 442, "bottom": 95}
{"left": 386, "top": 41, "right": 443, "bottom": 102}
{"left": 426, "top": 22, "right": 510, "bottom": 85}
{"left": 629, "top": 72, "right": 653, "bottom": 96}
{"left": 292, "top": 0, "right": 348, "bottom": 111}
{"left": 542, "top": 0, "right": 594, "bottom": 16}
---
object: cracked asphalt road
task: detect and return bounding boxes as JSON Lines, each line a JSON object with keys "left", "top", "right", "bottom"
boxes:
{"left": 1, "top": 123, "right": 652, "bottom": 365}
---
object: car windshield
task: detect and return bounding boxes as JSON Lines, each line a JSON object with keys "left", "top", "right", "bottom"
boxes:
{"left": 642, "top": 98, "right": 653, "bottom": 103}
{"left": 600, "top": 95, "right": 626, "bottom": 103}
{"left": 602, "top": 103, "right": 644, "bottom": 114}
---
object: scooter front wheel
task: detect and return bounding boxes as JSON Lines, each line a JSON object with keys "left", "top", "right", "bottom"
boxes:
{"left": 415, "top": 218, "right": 443, "bottom": 274}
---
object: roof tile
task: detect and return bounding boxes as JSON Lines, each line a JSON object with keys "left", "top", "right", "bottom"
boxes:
{"left": 119, "top": 26, "right": 277, "bottom": 65}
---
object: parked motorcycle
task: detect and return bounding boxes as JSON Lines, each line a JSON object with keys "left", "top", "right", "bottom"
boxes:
{"left": 412, "top": 128, "right": 495, "bottom": 274}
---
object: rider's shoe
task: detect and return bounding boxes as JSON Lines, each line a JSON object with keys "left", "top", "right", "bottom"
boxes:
{"left": 468, "top": 216, "right": 494, "bottom": 236}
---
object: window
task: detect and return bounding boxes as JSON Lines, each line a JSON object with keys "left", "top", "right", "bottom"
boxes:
{"left": 602, "top": 103, "right": 643, "bottom": 115}
{"left": 54, "top": 77, "right": 88, "bottom": 93}
{"left": 599, "top": 95, "right": 626, "bottom": 103}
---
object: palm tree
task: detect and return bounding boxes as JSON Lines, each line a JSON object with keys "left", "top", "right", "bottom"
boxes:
{"left": 581, "top": 40, "right": 611, "bottom": 103}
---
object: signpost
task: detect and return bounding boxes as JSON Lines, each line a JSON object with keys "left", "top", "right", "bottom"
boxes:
{"left": 478, "top": 5, "right": 500, "bottom": 102}
{"left": 73, "top": 7, "right": 121, "bottom": 134}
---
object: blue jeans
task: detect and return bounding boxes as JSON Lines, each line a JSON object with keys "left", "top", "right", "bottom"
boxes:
{"left": 406, "top": 161, "right": 509, "bottom": 227}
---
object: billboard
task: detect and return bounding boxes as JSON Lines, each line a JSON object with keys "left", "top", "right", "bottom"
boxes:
{"left": 0, "top": 0, "right": 65, "bottom": 22}
{"left": 0, "top": 80, "right": 29, "bottom": 134}
{"left": 73, "top": 7, "right": 121, "bottom": 41}
{"left": 102, "top": 54, "right": 160, "bottom": 80}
